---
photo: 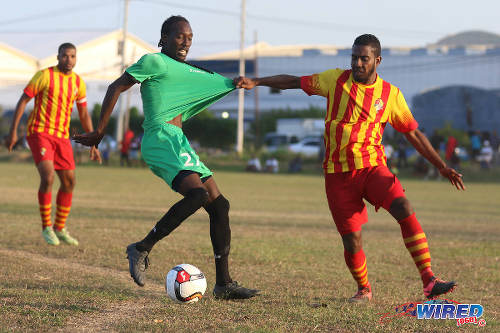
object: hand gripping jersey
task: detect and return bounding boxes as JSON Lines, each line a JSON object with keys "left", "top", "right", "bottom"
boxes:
{"left": 301, "top": 69, "right": 418, "bottom": 173}
{"left": 126, "top": 53, "right": 235, "bottom": 131}
{"left": 24, "top": 66, "right": 87, "bottom": 139}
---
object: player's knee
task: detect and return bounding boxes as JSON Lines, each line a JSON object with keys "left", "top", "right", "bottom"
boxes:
{"left": 344, "top": 243, "right": 361, "bottom": 254}
{"left": 40, "top": 173, "right": 55, "bottom": 189}
{"left": 62, "top": 177, "right": 76, "bottom": 191}
{"left": 389, "top": 197, "right": 412, "bottom": 220}
{"left": 214, "top": 195, "right": 230, "bottom": 214}
{"left": 206, "top": 195, "right": 230, "bottom": 217}
{"left": 342, "top": 232, "right": 362, "bottom": 254}
{"left": 186, "top": 187, "right": 209, "bottom": 208}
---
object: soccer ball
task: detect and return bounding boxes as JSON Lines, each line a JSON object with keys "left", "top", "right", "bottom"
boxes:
{"left": 166, "top": 264, "right": 207, "bottom": 304}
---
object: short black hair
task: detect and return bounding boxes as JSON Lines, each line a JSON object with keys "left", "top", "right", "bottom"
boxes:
{"left": 353, "top": 34, "right": 381, "bottom": 57}
{"left": 58, "top": 42, "right": 76, "bottom": 54}
{"left": 158, "top": 15, "right": 189, "bottom": 47}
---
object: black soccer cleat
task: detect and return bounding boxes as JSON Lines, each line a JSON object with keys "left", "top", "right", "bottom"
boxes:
{"left": 126, "top": 242, "right": 150, "bottom": 287}
{"left": 213, "top": 281, "right": 260, "bottom": 300}
{"left": 423, "top": 277, "right": 457, "bottom": 299}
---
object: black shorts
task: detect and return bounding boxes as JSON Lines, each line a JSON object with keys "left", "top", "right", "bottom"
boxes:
{"left": 172, "top": 170, "right": 211, "bottom": 192}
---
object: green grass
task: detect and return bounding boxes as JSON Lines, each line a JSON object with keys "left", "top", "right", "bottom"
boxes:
{"left": 0, "top": 161, "right": 498, "bottom": 332}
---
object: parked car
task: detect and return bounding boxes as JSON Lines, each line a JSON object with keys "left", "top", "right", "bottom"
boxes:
{"left": 264, "top": 133, "right": 291, "bottom": 152}
{"left": 288, "top": 136, "right": 322, "bottom": 157}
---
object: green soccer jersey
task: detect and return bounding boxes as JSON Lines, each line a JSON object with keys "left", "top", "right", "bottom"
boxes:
{"left": 126, "top": 52, "right": 235, "bottom": 130}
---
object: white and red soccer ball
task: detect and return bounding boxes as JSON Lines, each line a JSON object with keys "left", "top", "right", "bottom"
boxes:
{"left": 166, "top": 264, "right": 207, "bottom": 304}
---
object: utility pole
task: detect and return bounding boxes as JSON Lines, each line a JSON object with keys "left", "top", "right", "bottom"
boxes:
{"left": 116, "top": 0, "right": 129, "bottom": 143}
{"left": 236, "top": 0, "right": 246, "bottom": 154}
{"left": 123, "top": 46, "right": 136, "bottom": 135}
{"left": 253, "top": 30, "right": 260, "bottom": 147}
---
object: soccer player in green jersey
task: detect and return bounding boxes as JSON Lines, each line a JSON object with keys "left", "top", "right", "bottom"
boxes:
{"left": 74, "top": 16, "right": 259, "bottom": 300}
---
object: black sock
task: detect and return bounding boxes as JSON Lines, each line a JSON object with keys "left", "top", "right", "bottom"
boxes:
{"left": 204, "top": 195, "right": 232, "bottom": 285}
{"left": 136, "top": 188, "right": 208, "bottom": 253}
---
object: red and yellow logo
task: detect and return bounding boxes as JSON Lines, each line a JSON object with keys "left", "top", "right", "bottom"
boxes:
{"left": 374, "top": 98, "right": 384, "bottom": 112}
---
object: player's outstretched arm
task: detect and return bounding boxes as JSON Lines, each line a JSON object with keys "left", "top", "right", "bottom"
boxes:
{"left": 234, "top": 75, "right": 300, "bottom": 90}
{"left": 404, "top": 129, "right": 465, "bottom": 190}
{"left": 77, "top": 103, "right": 102, "bottom": 164}
{"left": 73, "top": 73, "right": 136, "bottom": 147}
{"left": 5, "top": 93, "right": 31, "bottom": 152}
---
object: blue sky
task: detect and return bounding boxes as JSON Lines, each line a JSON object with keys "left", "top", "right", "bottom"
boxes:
{"left": 1, "top": 0, "right": 499, "bottom": 58}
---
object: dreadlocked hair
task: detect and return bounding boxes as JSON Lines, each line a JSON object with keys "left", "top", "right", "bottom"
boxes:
{"left": 158, "top": 15, "right": 189, "bottom": 47}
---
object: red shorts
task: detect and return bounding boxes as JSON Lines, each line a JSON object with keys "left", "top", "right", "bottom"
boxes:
{"left": 27, "top": 133, "right": 75, "bottom": 170}
{"left": 324, "top": 166, "right": 405, "bottom": 235}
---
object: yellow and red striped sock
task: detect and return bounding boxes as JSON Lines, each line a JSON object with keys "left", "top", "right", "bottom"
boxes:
{"left": 399, "top": 213, "right": 434, "bottom": 286}
{"left": 344, "top": 249, "right": 369, "bottom": 289}
{"left": 54, "top": 190, "right": 72, "bottom": 231}
{"left": 38, "top": 191, "right": 52, "bottom": 229}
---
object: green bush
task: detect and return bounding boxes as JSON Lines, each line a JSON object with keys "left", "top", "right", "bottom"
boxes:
{"left": 183, "top": 111, "right": 236, "bottom": 149}
{"left": 435, "top": 122, "right": 470, "bottom": 148}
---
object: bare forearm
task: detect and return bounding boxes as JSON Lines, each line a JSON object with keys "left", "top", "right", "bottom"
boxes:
{"left": 254, "top": 75, "right": 301, "bottom": 90}
{"left": 405, "top": 130, "right": 446, "bottom": 169}
{"left": 96, "top": 74, "right": 135, "bottom": 134}
{"left": 10, "top": 97, "right": 29, "bottom": 133}
{"left": 96, "top": 85, "right": 122, "bottom": 134}
{"left": 78, "top": 108, "right": 94, "bottom": 133}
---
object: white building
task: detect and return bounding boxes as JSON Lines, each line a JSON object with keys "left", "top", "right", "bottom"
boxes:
{"left": 0, "top": 30, "right": 157, "bottom": 110}
{"left": 0, "top": 42, "right": 38, "bottom": 88}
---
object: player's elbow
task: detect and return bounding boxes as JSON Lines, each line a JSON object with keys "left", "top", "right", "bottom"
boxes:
{"left": 108, "top": 80, "right": 120, "bottom": 92}
{"left": 403, "top": 129, "right": 418, "bottom": 142}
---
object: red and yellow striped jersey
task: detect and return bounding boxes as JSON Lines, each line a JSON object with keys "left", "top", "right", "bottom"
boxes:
{"left": 301, "top": 69, "right": 418, "bottom": 173}
{"left": 24, "top": 66, "right": 87, "bottom": 139}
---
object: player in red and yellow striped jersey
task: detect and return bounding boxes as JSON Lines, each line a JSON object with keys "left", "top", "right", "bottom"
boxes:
{"left": 235, "top": 34, "right": 465, "bottom": 301}
{"left": 5, "top": 43, "right": 101, "bottom": 246}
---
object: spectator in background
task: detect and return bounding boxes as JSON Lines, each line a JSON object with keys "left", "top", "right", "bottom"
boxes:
{"left": 129, "top": 134, "right": 141, "bottom": 167}
{"left": 397, "top": 137, "right": 408, "bottom": 168}
{"left": 384, "top": 143, "right": 395, "bottom": 171}
{"left": 490, "top": 130, "right": 500, "bottom": 165}
{"left": 445, "top": 136, "right": 457, "bottom": 161}
{"left": 470, "top": 131, "right": 481, "bottom": 162}
{"left": 120, "top": 128, "right": 134, "bottom": 167}
{"left": 288, "top": 155, "right": 303, "bottom": 173}
{"left": 72, "top": 140, "right": 85, "bottom": 164}
{"left": 246, "top": 155, "right": 261, "bottom": 172}
{"left": 265, "top": 157, "right": 279, "bottom": 173}
{"left": 477, "top": 140, "right": 493, "bottom": 169}
{"left": 445, "top": 136, "right": 459, "bottom": 170}
{"left": 425, "top": 130, "right": 444, "bottom": 180}
{"left": 99, "top": 134, "right": 113, "bottom": 165}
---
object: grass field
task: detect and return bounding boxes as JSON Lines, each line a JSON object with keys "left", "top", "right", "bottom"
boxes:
{"left": 0, "top": 161, "right": 499, "bottom": 332}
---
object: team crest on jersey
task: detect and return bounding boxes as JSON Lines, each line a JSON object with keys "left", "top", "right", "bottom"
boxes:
{"left": 374, "top": 98, "right": 384, "bottom": 112}
{"left": 40, "top": 147, "right": 46, "bottom": 156}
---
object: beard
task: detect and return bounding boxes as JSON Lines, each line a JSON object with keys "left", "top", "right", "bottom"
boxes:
{"left": 353, "top": 64, "right": 376, "bottom": 84}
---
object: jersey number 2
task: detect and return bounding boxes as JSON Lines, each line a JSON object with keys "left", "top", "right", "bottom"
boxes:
{"left": 181, "top": 152, "right": 199, "bottom": 167}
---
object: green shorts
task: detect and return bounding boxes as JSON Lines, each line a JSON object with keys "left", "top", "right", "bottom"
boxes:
{"left": 141, "top": 122, "right": 212, "bottom": 189}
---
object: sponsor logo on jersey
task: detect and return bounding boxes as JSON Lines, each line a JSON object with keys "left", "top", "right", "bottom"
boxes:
{"left": 189, "top": 68, "right": 205, "bottom": 74}
{"left": 374, "top": 98, "right": 384, "bottom": 112}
